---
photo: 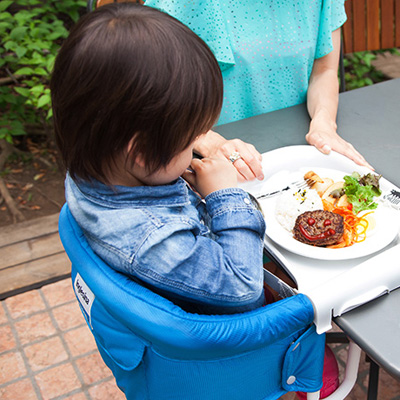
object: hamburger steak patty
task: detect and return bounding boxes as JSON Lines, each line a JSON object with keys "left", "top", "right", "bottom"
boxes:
{"left": 293, "top": 210, "right": 344, "bottom": 246}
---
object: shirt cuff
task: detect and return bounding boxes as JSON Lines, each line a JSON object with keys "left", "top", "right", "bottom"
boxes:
{"left": 205, "top": 188, "right": 266, "bottom": 235}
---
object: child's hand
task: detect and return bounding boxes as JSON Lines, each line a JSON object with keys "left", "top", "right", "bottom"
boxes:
{"left": 182, "top": 158, "right": 238, "bottom": 198}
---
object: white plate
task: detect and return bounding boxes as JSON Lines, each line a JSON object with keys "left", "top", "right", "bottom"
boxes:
{"left": 258, "top": 166, "right": 400, "bottom": 260}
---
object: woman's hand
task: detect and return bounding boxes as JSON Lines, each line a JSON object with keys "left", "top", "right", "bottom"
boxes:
{"left": 182, "top": 158, "right": 237, "bottom": 198}
{"left": 194, "top": 131, "right": 264, "bottom": 182}
{"left": 306, "top": 29, "right": 373, "bottom": 170}
{"left": 306, "top": 114, "right": 374, "bottom": 170}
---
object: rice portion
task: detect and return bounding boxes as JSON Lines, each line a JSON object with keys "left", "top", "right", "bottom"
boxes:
{"left": 275, "top": 188, "right": 324, "bottom": 232}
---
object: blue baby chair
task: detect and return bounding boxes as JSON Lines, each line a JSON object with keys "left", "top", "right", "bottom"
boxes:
{"left": 59, "top": 204, "right": 328, "bottom": 400}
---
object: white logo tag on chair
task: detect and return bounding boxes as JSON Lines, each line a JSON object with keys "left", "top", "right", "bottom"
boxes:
{"left": 74, "top": 273, "right": 95, "bottom": 328}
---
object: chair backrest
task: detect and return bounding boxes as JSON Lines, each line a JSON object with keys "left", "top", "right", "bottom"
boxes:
{"left": 58, "top": 204, "right": 325, "bottom": 400}
{"left": 342, "top": 0, "right": 400, "bottom": 53}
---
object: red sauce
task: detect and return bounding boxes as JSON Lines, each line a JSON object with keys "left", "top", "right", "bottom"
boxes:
{"left": 323, "top": 219, "right": 332, "bottom": 226}
{"left": 307, "top": 218, "right": 315, "bottom": 226}
{"left": 299, "top": 225, "right": 336, "bottom": 241}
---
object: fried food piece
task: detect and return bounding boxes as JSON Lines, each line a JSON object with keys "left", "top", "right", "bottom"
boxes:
{"left": 304, "top": 171, "right": 323, "bottom": 183}
{"left": 311, "top": 178, "right": 334, "bottom": 196}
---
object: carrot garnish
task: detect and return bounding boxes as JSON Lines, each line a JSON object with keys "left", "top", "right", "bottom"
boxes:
{"left": 323, "top": 204, "right": 374, "bottom": 249}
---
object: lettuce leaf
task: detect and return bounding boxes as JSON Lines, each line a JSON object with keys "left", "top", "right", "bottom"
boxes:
{"left": 359, "top": 173, "right": 382, "bottom": 196}
{"left": 343, "top": 173, "right": 381, "bottom": 214}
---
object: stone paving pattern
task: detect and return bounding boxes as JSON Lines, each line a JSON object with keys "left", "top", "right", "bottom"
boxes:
{"left": 0, "top": 280, "right": 125, "bottom": 400}
{"left": 1, "top": 279, "right": 399, "bottom": 400}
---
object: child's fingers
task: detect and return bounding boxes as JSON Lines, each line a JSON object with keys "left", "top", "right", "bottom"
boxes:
{"left": 189, "top": 158, "right": 203, "bottom": 170}
{"left": 181, "top": 168, "right": 196, "bottom": 186}
{"left": 189, "top": 158, "right": 214, "bottom": 174}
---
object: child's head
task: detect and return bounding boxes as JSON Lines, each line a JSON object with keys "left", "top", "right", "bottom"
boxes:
{"left": 51, "top": 3, "right": 223, "bottom": 183}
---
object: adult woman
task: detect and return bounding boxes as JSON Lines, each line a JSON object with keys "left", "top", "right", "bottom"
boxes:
{"left": 145, "top": 0, "right": 372, "bottom": 179}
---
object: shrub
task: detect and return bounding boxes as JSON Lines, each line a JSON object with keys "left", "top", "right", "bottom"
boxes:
{"left": 0, "top": 0, "right": 86, "bottom": 144}
{"left": 343, "top": 48, "right": 400, "bottom": 91}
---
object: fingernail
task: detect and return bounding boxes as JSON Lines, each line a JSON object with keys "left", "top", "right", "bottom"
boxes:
{"left": 321, "top": 144, "right": 331, "bottom": 154}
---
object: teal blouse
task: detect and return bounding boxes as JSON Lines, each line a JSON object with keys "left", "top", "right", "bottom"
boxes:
{"left": 145, "top": 1, "right": 347, "bottom": 125}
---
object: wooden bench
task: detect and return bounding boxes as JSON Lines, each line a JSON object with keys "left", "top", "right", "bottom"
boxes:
{"left": 0, "top": 213, "right": 71, "bottom": 300}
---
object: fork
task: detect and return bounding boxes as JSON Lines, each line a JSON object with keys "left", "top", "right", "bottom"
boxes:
{"left": 256, "top": 178, "right": 313, "bottom": 200}
{"left": 381, "top": 189, "right": 400, "bottom": 209}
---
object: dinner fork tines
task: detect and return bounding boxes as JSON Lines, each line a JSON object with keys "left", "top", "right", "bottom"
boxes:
{"left": 256, "top": 178, "right": 313, "bottom": 200}
{"left": 382, "top": 189, "right": 400, "bottom": 208}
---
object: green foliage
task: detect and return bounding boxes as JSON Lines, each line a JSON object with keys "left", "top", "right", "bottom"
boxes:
{"left": 0, "top": 0, "right": 86, "bottom": 143}
{"left": 343, "top": 48, "right": 400, "bottom": 91}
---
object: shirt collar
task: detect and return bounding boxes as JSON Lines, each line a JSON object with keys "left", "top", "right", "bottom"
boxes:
{"left": 68, "top": 174, "right": 198, "bottom": 208}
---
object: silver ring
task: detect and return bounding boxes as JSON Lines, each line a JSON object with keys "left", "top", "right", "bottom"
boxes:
{"left": 228, "top": 151, "right": 241, "bottom": 163}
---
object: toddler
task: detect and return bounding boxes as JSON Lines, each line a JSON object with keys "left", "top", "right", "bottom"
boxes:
{"left": 51, "top": 3, "right": 266, "bottom": 314}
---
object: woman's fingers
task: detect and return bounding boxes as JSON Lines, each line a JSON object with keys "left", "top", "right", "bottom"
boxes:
{"left": 307, "top": 130, "right": 374, "bottom": 170}
{"left": 223, "top": 140, "right": 264, "bottom": 181}
{"left": 194, "top": 133, "right": 264, "bottom": 181}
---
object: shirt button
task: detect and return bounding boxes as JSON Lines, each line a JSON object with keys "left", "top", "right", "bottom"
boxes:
{"left": 244, "top": 198, "right": 251, "bottom": 205}
{"left": 287, "top": 376, "right": 296, "bottom": 385}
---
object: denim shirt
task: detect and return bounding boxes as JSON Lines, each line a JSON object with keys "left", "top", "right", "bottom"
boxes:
{"left": 65, "top": 174, "right": 266, "bottom": 314}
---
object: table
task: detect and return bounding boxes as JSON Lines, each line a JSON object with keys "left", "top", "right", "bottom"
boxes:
{"left": 216, "top": 79, "right": 400, "bottom": 186}
{"left": 215, "top": 78, "right": 400, "bottom": 381}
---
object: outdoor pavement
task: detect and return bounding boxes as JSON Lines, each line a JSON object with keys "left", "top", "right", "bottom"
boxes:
{"left": 1, "top": 278, "right": 400, "bottom": 400}
{"left": 372, "top": 51, "right": 400, "bottom": 79}
{"left": 0, "top": 279, "right": 125, "bottom": 400}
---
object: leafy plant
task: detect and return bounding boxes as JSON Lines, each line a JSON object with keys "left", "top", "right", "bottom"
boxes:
{"left": 343, "top": 48, "right": 400, "bottom": 91}
{"left": 0, "top": 0, "right": 86, "bottom": 144}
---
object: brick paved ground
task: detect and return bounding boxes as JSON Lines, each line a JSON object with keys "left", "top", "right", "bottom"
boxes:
{"left": 0, "top": 280, "right": 125, "bottom": 400}
{"left": 1, "top": 279, "right": 399, "bottom": 400}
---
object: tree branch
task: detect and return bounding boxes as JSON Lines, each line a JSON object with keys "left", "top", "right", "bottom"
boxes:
{"left": 0, "top": 177, "right": 25, "bottom": 223}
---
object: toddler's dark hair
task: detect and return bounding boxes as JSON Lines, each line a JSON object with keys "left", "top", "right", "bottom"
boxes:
{"left": 51, "top": 3, "right": 223, "bottom": 182}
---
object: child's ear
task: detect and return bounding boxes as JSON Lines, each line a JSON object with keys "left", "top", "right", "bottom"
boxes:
{"left": 126, "top": 138, "right": 145, "bottom": 167}
{"left": 133, "top": 153, "right": 146, "bottom": 168}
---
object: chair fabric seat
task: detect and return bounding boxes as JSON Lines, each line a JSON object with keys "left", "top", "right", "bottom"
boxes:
{"left": 59, "top": 204, "right": 326, "bottom": 399}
